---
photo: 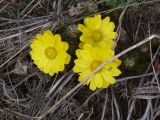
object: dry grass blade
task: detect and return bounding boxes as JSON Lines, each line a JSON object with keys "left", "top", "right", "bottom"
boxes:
{"left": 132, "top": 86, "right": 160, "bottom": 99}
{"left": 111, "top": 87, "right": 121, "bottom": 120}
{"left": 101, "top": 89, "right": 108, "bottom": 120}
{"left": 45, "top": 71, "right": 72, "bottom": 98}
{"left": 154, "top": 104, "right": 160, "bottom": 119}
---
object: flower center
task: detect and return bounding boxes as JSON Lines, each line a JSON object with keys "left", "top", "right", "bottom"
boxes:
{"left": 93, "top": 30, "right": 102, "bottom": 42}
{"left": 45, "top": 47, "right": 57, "bottom": 59}
{"left": 90, "top": 60, "right": 102, "bottom": 71}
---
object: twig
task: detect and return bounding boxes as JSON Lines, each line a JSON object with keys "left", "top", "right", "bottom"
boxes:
{"left": 117, "top": 72, "right": 154, "bottom": 82}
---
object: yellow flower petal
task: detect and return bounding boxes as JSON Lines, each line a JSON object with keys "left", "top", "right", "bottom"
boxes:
{"left": 103, "top": 32, "right": 117, "bottom": 40}
{"left": 89, "top": 76, "right": 96, "bottom": 90}
{"left": 65, "top": 54, "right": 71, "bottom": 64}
{"left": 79, "top": 42, "right": 84, "bottom": 49}
{"left": 79, "top": 69, "right": 91, "bottom": 83}
{"left": 101, "top": 70, "right": 116, "bottom": 84}
{"left": 102, "top": 80, "right": 109, "bottom": 88}
{"left": 63, "top": 42, "right": 69, "bottom": 51}
{"left": 114, "top": 59, "right": 122, "bottom": 67}
{"left": 78, "top": 14, "right": 117, "bottom": 48}
{"left": 78, "top": 24, "right": 90, "bottom": 33}
{"left": 84, "top": 17, "right": 91, "bottom": 28}
{"left": 101, "top": 22, "right": 115, "bottom": 34}
{"left": 80, "top": 51, "right": 93, "bottom": 62}
{"left": 73, "top": 45, "right": 121, "bottom": 90}
{"left": 36, "top": 34, "right": 43, "bottom": 40}
{"left": 102, "top": 16, "right": 110, "bottom": 25}
{"left": 109, "top": 67, "right": 121, "bottom": 76}
{"left": 92, "top": 14, "right": 102, "bottom": 29}
{"left": 30, "top": 30, "right": 71, "bottom": 76}
{"left": 94, "top": 73, "right": 103, "bottom": 88}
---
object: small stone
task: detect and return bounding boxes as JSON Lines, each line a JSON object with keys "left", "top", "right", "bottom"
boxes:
{"left": 124, "top": 57, "right": 135, "bottom": 68}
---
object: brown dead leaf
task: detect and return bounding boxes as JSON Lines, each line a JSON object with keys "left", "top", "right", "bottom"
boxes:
{"left": 11, "top": 0, "right": 19, "bottom": 4}
{"left": 68, "top": 5, "right": 80, "bottom": 16}
{"left": 12, "top": 60, "right": 27, "bottom": 75}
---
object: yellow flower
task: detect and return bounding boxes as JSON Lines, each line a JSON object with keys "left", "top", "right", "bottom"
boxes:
{"left": 30, "top": 30, "right": 71, "bottom": 76}
{"left": 73, "top": 44, "right": 121, "bottom": 90}
{"left": 78, "top": 14, "right": 117, "bottom": 49}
